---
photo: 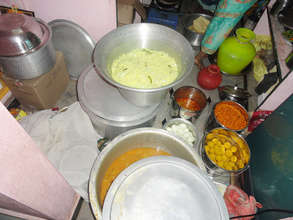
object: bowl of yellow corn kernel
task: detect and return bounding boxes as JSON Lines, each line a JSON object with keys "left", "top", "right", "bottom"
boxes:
{"left": 201, "top": 128, "right": 250, "bottom": 174}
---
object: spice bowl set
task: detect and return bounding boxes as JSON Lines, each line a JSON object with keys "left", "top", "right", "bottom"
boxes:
{"left": 201, "top": 100, "right": 250, "bottom": 176}
{"left": 164, "top": 84, "right": 251, "bottom": 177}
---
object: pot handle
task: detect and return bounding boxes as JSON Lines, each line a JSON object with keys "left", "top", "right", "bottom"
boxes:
{"left": 169, "top": 88, "right": 174, "bottom": 97}
{"left": 97, "top": 137, "right": 110, "bottom": 152}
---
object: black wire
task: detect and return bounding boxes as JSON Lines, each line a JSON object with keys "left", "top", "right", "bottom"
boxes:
{"left": 230, "top": 208, "right": 293, "bottom": 219}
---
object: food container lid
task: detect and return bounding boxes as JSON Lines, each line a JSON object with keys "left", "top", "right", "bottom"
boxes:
{"left": 102, "top": 156, "right": 229, "bottom": 220}
{"left": 218, "top": 85, "right": 251, "bottom": 99}
{"left": 48, "top": 19, "right": 96, "bottom": 80}
{"left": 77, "top": 65, "right": 160, "bottom": 122}
{"left": 0, "top": 13, "right": 50, "bottom": 56}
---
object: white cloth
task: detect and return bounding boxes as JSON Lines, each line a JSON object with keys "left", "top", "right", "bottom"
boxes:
{"left": 20, "top": 102, "right": 100, "bottom": 201}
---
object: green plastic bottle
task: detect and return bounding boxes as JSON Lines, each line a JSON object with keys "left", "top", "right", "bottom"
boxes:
{"left": 217, "top": 28, "right": 256, "bottom": 75}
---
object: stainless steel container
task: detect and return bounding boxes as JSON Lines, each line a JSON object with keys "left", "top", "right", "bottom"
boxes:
{"left": 206, "top": 100, "right": 249, "bottom": 133}
{"left": 170, "top": 86, "right": 208, "bottom": 120}
{"left": 200, "top": 128, "right": 250, "bottom": 177}
{"left": 77, "top": 65, "right": 161, "bottom": 139}
{"left": 92, "top": 23, "right": 195, "bottom": 107}
{"left": 88, "top": 127, "right": 206, "bottom": 220}
{"left": 0, "top": 15, "right": 56, "bottom": 79}
{"left": 218, "top": 85, "right": 251, "bottom": 108}
{"left": 182, "top": 13, "right": 212, "bottom": 47}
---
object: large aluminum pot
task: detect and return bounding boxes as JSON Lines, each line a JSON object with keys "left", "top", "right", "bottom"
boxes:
{"left": 92, "top": 23, "right": 195, "bottom": 107}
{"left": 0, "top": 16, "right": 56, "bottom": 79}
{"left": 89, "top": 127, "right": 205, "bottom": 220}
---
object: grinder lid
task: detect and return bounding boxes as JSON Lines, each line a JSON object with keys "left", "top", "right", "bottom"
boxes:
{"left": 77, "top": 65, "right": 160, "bottom": 122}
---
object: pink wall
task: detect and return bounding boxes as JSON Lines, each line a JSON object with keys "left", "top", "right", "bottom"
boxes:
{"left": 0, "top": 102, "right": 80, "bottom": 219}
{"left": 2, "top": 0, "right": 117, "bottom": 42}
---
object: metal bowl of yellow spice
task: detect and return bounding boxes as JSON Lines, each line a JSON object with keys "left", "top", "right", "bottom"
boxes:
{"left": 201, "top": 128, "right": 250, "bottom": 176}
{"left": 183, "top": 13, "right": 212, "bottom": 47}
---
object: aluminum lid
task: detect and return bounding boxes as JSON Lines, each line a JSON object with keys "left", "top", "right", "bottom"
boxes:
{"left": 0, "top": 14, "right": 50, "bottom": 56}
{"left": 218, "top": 85, "right": 251, "bottom": 99}
{"left": 48, "top": 19, "right": 95, "bottom": 80}
{"left": 102, "top": 156, "right": 229, "bottom": 220}
{"left": 77, "top": 65, "right": 160, "bottom": 122}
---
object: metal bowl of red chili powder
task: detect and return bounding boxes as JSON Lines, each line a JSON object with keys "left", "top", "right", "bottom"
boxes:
{"left": 207, "top": 100, "right": 249, "bottom": 132}
{"left": 171, "top": 86, "right": 207, "bottom": 120}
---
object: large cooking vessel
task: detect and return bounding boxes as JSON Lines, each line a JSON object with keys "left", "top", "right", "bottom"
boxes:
{"left": 0, "top": 14, "right": 56, "bottom": 79}
{"left": 88, "top": 127, "right": 206, "bottom": 220}
{"left": 92, "top": 23, "right": 195, "bottom": 107}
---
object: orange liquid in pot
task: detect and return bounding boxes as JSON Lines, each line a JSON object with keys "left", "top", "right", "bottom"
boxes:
{"left": 99, "top": 147, "right": 171, "bottom": 205}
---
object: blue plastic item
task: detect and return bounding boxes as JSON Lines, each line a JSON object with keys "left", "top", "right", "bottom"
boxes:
{"left": 146, "top": 8, "right": 178, "bottom": 30}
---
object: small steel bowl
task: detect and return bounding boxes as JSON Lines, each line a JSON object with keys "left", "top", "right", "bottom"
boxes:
{"left": 206, "top": 100, "right": 249, "bottom": 133}
{"left": 201, "top": 127, "right": 250, "bottom": 176}
{"left": 182, "top": 13, "right": 212, "bottom": 47}
{"left": 170, "top": 86, "right": 208, "bottom": 120}
{"left": 0, "top": 13, "right": 49, "bottom": 56}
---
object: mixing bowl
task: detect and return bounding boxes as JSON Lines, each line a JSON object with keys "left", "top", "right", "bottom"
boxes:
{"left": 92, "top": 23, "right": 195, "bottom": 107}
{"left": 89, "top": 127, "right": 205, "bottom": 220}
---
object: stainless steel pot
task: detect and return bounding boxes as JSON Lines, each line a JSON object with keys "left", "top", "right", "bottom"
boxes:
{"left": 0, "top": 17, "right": 56, "bottom": 79}
{"left": 88, "top": 127, "right": 206, "bottom": 220}
{"left": 182, "top": 13, "right": 212, "bottom": 47}
{"left": 92, "top": 23, "right": 195, "bottom": 107}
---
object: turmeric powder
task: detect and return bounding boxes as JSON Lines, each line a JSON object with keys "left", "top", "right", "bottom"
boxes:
{"left": 214, "top": 101, "right": 248, "bottom": 131}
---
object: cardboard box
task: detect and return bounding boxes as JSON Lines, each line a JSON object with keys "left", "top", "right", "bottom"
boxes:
{"left": 2, "top": 51, "right": 69, "bottom": 110}
{"left": 118, "top": 0, "right": 146, "bottom": 26}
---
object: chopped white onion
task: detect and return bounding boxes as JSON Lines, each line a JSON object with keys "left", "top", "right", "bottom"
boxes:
{"left": 166, "top": 122, "right": 196, "bottom": 146}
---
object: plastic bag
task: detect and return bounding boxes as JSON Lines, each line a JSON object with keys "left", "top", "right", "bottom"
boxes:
{"left": 224, "top": 185, "right": 262, "bottom": 220}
